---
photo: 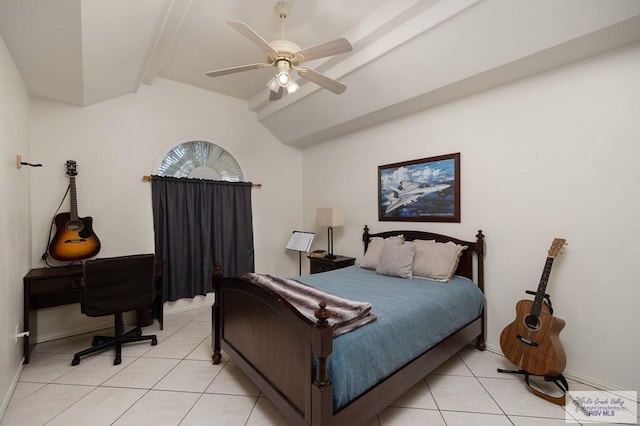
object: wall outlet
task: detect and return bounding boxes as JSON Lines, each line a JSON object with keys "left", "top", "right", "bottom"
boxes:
{"left": 15, "top": 326, "right": 29, "bottom": 343}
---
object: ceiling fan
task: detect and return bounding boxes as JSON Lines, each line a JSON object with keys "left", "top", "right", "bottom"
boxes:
{"left": 206, "top": 2, "right": 353, "bottom": 101}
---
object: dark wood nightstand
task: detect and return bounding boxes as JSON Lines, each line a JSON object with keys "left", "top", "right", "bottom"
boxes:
{"left": 307, "top": 255, "right": 356, "bottom": 274}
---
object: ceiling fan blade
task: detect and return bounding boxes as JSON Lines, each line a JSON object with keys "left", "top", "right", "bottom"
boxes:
{"left": 206, "top": 63, "right": 271, "bottom": 78}
{"left": 296, "top": 38, "right": 353, "bottom": 63}
{"left": 269, "top": 86, "right": 283, "bottom": 101}
{"left": 228, "top": 20, "right": 278, "bottom": 57}
{"left": 298, "top": 67, "right": 347, "bottom": 94}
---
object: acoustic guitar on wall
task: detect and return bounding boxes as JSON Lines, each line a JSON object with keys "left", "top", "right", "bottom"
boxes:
{"left": 48, "top": 160, "right": 101, "bottom": 261}
{"left": 499, "top": 238, "right": 567, "bottom": 377}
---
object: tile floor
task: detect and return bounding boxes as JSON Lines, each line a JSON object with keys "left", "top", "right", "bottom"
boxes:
{"left": 2, "top": 307, "right": 637, "bottom": 425}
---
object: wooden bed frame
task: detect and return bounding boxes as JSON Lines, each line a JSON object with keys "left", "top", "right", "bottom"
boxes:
{"left": 212, "top": 226, "right": 485, "bottom": 426}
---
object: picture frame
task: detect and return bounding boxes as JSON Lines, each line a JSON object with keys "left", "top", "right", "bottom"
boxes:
{"left": 378, "top": 152, "right": 460, "bottom": 222}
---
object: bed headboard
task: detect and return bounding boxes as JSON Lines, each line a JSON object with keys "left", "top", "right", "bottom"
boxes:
{"left": 362, "top": 225, "right": 485, "bottom": 292}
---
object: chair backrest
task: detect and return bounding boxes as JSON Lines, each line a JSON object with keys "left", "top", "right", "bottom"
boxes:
{"left": 82, "top": 254, "right": 155, "bottom": 317}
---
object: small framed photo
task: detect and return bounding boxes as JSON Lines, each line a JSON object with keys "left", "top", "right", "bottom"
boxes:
{"left": 378, "top": 153, "right": 460, "bottom": 222}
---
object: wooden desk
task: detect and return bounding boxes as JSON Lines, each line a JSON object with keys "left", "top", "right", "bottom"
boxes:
{"left": 23, "top": 263, "right": 163, "bottom": 364}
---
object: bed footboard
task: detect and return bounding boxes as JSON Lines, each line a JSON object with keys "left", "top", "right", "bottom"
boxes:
{"left": 212, "top": 275, "right": 334, "bottom": 425}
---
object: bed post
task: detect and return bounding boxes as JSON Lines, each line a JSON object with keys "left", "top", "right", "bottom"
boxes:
{"left": 312, "top": 302, "right": 333, "bottom": 426}
{"left": 211, "top": 261, "right": 223, "bottom": 364}
{"left": 475, "top": 230, "right": 487, "bottom": 351}
{"left": 363, "top": 225, "right": 370, "bottom": 252}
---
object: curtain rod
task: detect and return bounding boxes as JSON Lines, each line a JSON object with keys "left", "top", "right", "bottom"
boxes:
{"left": 142, "top": 175, "right": 262, "bottom": 188}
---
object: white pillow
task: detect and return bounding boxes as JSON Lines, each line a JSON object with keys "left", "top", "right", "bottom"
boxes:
{"left": 360, "top": 235, "right": 403, "bottom": 269}
{"left": 412, "top": 240, "right": 467, "bottom": 282}
{"left": 376, "top": 242, "right": 415, "bottom": 279}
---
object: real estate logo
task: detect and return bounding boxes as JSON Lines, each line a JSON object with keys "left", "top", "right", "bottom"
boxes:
{"left": 565, "top": 390, "right": 637, "bottom": 424}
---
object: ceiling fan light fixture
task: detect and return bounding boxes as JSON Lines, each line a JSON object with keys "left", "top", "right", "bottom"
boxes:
{"left": 266, "top": 77, "right": 279, "bottom": 92}
{"left": 275, "top": 60, "right": 292, "bottom": 87}
{"left": 276, "top": 70, "right": 291, "bottom": 86}
{"left": 267, "top": 75, "right": 298, "bottom": 95}
{"left": 286, "top": 80, "right": 299, "bottom": 94}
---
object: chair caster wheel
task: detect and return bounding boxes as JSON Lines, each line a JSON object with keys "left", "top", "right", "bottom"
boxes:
{"left": 114, "top": 357, "right": 121, "bottom": 365}
{"left": 151, "top": 337, "right": 158, "bottom": 346}
{"left": 135, "top": 329, "right": 142, "bottom": 337}
{"left": 71, "top": 357, "right": 80, "bottom": 366}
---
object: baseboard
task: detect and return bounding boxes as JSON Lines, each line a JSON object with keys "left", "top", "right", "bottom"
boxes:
{"left": 34, "top": 312, "right": 136, "bottom": 344}
{"left": 0, "top": 357, "right": 25, "bottom": 421}
{"left": 485, "top": 343, "right": 638, "bottom": 403}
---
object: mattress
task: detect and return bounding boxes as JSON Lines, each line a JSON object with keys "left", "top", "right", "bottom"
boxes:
{"left": 297, "top": 266, "right": 485, "bottom": 410}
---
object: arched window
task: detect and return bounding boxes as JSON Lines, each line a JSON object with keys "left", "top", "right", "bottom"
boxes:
{"left": 157, "top": 140, "right": 243, "bottom": 181}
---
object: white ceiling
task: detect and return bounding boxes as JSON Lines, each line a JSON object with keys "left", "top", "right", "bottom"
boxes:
{"left": 2, "top": 0, "right": 640, "bottom": 146}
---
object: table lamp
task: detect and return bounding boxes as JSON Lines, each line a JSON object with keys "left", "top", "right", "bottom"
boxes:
{"left": 315, "top": 208, "right": 345, "bottom": 259}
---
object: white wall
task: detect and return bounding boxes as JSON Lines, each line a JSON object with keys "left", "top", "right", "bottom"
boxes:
{"left": 0, "top": 35, "right": 30, "bottom": 414}
{"left": 302, "top": 42, "right": 640, "bottom": 393}
{"left": 29, "top": 77, "right": 303, "bottom": 341}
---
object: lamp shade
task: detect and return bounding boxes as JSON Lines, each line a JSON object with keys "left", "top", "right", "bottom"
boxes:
{"left": 316, "top": 208, "right": 345, "bottom": 227}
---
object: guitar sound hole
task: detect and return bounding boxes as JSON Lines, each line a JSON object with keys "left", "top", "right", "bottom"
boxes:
{"left": 524, "top": 314, "right": 541, "bottom": 331}
{"left": 66, "top": 220, "right": 85, "bottom": 232}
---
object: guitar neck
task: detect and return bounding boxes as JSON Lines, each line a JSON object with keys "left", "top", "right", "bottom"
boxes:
{"left": 69, "top": 176, "right": 79, "bottom": 222}
{"left": 530, "top": 256, "right": 554, "bottom": 316}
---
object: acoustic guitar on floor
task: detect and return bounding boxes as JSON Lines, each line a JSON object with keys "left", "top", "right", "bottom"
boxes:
{"left": 499, "top": 238, "right": 567, "bottom": 377}
{"left": 48, "top": 160, "right": 101, "bottom": 261}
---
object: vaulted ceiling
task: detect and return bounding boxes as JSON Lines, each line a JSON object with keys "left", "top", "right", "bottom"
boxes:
{"left": 2, "top": 0, "right": 640, "bottom": 146}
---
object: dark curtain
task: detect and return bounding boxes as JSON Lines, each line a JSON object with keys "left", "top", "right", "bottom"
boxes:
{"left": 151, "top": 176, "right": 254, "bottom": 302}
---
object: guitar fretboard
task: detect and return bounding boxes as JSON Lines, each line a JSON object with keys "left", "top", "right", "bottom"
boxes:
{"left": 530, "top": 256, "right": 554, "bottom": 317}
{"left": 69, "top": 176, "right": 79, "bottom": 222}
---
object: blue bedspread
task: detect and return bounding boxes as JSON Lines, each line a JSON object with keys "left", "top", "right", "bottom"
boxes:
{"left": 297, "top": 266, "right": 484, "bottom": 410}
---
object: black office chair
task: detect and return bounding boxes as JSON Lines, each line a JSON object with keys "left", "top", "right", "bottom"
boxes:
{"left": 71, "top": 254, "right": 158, "bottom": 366}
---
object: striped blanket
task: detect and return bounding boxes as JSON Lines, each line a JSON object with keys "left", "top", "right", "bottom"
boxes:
{"left": 242, "top": 273, "right": 377, "bottom": 336}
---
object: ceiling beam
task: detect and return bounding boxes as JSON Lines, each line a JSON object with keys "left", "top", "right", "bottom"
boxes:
{"left": 141, "top": 0, "right": 193, "bottom": 85}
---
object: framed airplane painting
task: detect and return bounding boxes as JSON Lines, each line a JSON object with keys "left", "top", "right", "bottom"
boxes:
{"left": 378, "top": 153, "right": 460, "bottom": 222}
